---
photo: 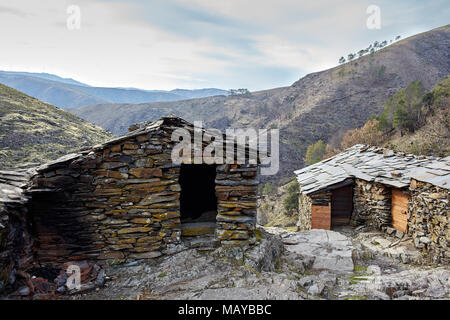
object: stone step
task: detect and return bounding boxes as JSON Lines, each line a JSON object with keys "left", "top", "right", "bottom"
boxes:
{"left": 187, "top": 236, "right": 219, "bottom": 249}
{"left": 181, "top": 222, "right": 216, "bottom": 237}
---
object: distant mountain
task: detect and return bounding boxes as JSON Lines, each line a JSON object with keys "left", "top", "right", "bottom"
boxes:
{"left": 72, "top": 25, "right": 450, "bottom": 183}
{"left": 0, "top": 72, "right": 109, "bottom": 108}
{"left": 170, "top": 88, "right": 229, "bottom": 99}
{"left": 0, "top": 71, "right": 89, "bottom": 87}
{"left": 0, "top": 70, "right": 229, "bottom": 109}
{"left": 0, "top": 83, "right": 113, "bottom": 169}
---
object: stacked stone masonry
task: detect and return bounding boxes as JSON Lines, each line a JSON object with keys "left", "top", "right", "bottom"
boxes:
{"left": 296, "top": 177, "right": 449, "bottom": 264}
{"left": 298, "top": 192, "right": 312, "bottom": 231}
{"left": 215, "top": 164, "right": 258, "bottom": 246}
{"left": 26, "top": 117, "right": 259, "bottom": 266}
{"left": 30, "top": 131, "right": 182, "bottom": 265}
{"left": 352, "top": 179, "right": 392, "bottom": 229}
{"left": 408, "top": 179, "right": 449, "bottom": 264}
{"left": 0, "top": 171, "right": 34, "bottom": 291}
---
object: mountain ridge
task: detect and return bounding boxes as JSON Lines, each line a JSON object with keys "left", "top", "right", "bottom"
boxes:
{"left": 0, "top": 70, "right": 229, "bottom": 109}
{"left": 72, "top": 24, "right": 450, "bottom": 183}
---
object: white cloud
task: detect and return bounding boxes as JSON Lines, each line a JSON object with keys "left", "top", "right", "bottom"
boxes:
{"left": 0, "top": 0, "right": 448, "bottom": 91}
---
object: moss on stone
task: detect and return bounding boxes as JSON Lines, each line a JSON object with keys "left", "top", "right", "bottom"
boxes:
{"left": 353, "top": 265, "right": 368, "bottom": 273}
{"left": 343, "top": 294, "right": 367, "bottom": 300}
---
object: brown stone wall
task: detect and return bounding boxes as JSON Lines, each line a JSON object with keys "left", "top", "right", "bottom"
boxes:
{"left": 29, "top": 129, "right": 258, "bottom": 266}
{"left": 30, "top": 131, "right": 182, "bottom": 265}
{"left": 352, "top": 179, "right": 392, "bottom": 230}
{"left": 408, "top": 179, "right": 449, "bottom": 264}
{"left": 215, "top": 164, "right": 258, "bottom": 246}
{"left": 0, "top": 202, "right": 33, "bottom": 291}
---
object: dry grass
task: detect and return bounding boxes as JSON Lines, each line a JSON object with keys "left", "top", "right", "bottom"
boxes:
{"left": 0, "top": 84, "right": 114, "bottom": 169}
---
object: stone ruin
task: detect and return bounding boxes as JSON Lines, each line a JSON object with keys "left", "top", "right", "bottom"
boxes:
{"left": 0, "top": 116, "right": 260, "bottom": 294}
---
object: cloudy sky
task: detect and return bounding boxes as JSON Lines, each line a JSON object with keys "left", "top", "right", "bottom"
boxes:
{"left": 0, "top": 0, "right": 448, "bottom": 91}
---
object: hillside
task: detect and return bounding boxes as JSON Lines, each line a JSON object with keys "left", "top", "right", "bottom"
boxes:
{"left": 72, "top": 25, "right": 450, "bottom": 183}
{"left": 321, "top": 75, "right": 450, "bottom": 159}
{"left": 261, "top": 75, "right": 449, "bottom": 227}
{"left": 0, "top": 83, "right": 114, "bottom": 169}
{"left": 0, "top": 71, "right": 229, "bottom": 109}
{"left": 385, "top": 77, "right": 449, "bottom": 156}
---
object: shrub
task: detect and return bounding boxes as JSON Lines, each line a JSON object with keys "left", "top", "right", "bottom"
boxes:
{"left": 283, "top": 180, "right": 299, "bottom": 216}
{"left": 340, "top": 119, "right": 385, "bottom": 149}
{"left": 304, "top": 140, "right": 326, "bottom": 165}
{"left": 323, "top": 119, "right": 385, "bottom": 159}
{"left": 262, "top": 182, "right": 274, "bottom": 195}
{"left": 377, "top": 81, "right": 426, "bottom": 133}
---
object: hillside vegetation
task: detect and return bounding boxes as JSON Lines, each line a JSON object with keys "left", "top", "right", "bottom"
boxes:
{"left": 0, "top": 83, "right": 113, "bottom": 169}
{"left": 258, "top": 179, "right": 299, "bottom": 228}
{"left": 321, "top": 75, "right": 450, "bottom": 160}
{"left": 73, "top": 25, "right": 450, "bottom": 184}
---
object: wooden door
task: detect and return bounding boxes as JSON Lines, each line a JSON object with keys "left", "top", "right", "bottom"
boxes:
{"left": 331, "top": 186, "right": 353, "bottom": 227}
{"left": 391, "top": 189, "right": 409, "bottom": 233}
{"left": 311, "top": 205, "right": 331, "bottom": 230}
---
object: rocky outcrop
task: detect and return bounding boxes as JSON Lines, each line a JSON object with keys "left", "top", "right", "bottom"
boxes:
{"left": 4, "top": 226, "right": 446, "bottom": 300}
{"left": 280, "top": 229, "right": 355, "bottom": 273}
{"left": 244, "top": 229, "right": 284, "bottom": 272}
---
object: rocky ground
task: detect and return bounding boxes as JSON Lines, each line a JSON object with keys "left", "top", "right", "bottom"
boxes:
{"left": 66, "top": 226, "right": 449, "bottom": 300}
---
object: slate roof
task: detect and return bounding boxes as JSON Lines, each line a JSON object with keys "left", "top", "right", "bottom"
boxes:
{"left": 409, "top": 156, "right": 450, "bottom": 189}
{"left": 0, "top": 170, "right": 32, "bottom": 206}
{"left": 294, "top": 144, "right": 450, "bottom": 195}
{"left": 35, "top": 115, "right": 261, "bottom": 174}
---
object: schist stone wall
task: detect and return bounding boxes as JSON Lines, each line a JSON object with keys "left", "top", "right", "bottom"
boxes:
{"left": 215, "top": 164, "right": 258, "bottom": 245}
{"left": 0, "top": 200, "right": 33, "bottom": 291}
{"left": 298, "top": 192, "right": 312, "bottom": 231}
{"left": 408, "top": 179, "right": 449, "bottom": 264}
{"left": 28, "top": 124, "right": 258, "bottom": 266}
{"left": 0, "top": 171, "right": 34, "bottom": 291}
{"left": 30, "top": 133, "right": 182, "bottom": 266}
{"left": 351, "top": 179, "right": 392, "bottom": 230}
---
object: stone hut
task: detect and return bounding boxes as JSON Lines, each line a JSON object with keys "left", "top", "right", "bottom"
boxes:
{"left": 0, "top": 116, "right": 260, "bottom": 274}
{"left": 294, "top": 144, "right": 449, "bottom": 263}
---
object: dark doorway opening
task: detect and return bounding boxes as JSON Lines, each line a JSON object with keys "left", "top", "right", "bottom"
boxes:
{"left": 179, "top": 164, "right": 217, "bottom": 223}
{"left": 331, "top": 185, "right": 353, "bottom": 228}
